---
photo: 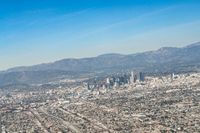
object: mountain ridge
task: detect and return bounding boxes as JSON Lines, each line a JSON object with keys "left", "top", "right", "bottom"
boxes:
{"left": 0, "top": 42, "right": 200, "bottom": 86}
{"left": 4, "top": 42, "right": 200, "bottom": 72}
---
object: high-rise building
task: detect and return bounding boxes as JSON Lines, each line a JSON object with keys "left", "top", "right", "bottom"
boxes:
{"left": 138, "top": 72, "right": 145, "bottom": 81}
{"left": 87, "top": 83, "right": 91, "bottom": 90}
{"left": 130, "top": 71, "right": 134, "bottom": 84}
{"left": 114, "top": 82, "right": 119, "bottom": 88}
{"left": 134, "top": 74, "right": 137, "bottom": 82}
{"left": 106, "top": 78, "right": 110, "bottom": 84}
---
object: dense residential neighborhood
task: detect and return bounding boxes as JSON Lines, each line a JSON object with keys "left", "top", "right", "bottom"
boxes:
{"left": 1, "top": 72, "right": 200, "bottom": 132}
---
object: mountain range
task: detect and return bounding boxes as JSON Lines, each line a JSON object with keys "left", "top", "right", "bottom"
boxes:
{"left": 0, "top": 42, "right": 200, "bottom": 87}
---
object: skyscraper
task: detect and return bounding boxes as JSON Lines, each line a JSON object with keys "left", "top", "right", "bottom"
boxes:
{"left": 138, "top": 72, "right": 145, "bottom": 82}
{"left": 130, "top": 71, "right": 135, "bottom": 84}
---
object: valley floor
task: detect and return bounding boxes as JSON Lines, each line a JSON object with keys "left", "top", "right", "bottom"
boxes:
{"left": 0, "top": 73, "right": 200, "bottom": 132}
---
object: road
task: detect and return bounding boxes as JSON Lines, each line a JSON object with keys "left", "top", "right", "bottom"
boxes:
{"left": 29, "top": 109, "right": 50, "bottom": 133}
{"left": 58, "top": 107, "right": 113, "bottom": 133}
{"left": 39, "top": 107, "right": 81, "bottom": 133}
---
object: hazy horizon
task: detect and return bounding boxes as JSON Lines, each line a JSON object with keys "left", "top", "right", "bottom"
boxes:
{"left": 1, "top": 0, "right": 200, "bottom": 70}
{"left": 1, "top": 41, "right": 200, "bottom": 72}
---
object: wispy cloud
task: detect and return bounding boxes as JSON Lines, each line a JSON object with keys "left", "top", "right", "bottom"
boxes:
{"left": 41, "top": 8, "right": 91, "bottom": 24}
{"left": 0, "top": 8, "right": 91, "bottom": 27}
{"left": 78, "top": 5, "right": 179, "bottom": 39}
{"left": 0, "top": 8, "right": 91, "bottom": 41}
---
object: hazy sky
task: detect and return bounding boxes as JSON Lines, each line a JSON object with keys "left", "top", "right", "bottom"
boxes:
{"left": 0, "top": 0, "right": 200, "bottom": 70}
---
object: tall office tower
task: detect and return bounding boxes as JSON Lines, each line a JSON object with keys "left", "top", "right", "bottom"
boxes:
{"left": 139, "top": 72, "right": 145, "bottom": 82}
{"left": 130, "top": 71, "right": 134, "bottom": 84}
{"left": 114, "top": 81, "right": 119, "bottom": 88}
{"left": 87, "top": 83, "right": 90, "bottom": 90}
{"left": 106, "top": 77, "right": 110, "bottom": 84}
{"left": 106, "top": 77, "right": 111, "bottom": 89}
{"left": 134, "top": 74, "right": 137, "bottom": 82}
{"left": 170, "top": 73, "right": 174, "bottom": 81}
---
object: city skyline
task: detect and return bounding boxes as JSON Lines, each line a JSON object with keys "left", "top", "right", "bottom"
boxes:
{"left": 1, "top": 0, "right": 200, "bottom": 70}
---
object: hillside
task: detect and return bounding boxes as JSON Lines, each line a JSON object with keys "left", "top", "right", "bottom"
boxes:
{"left": 1, "top": 42, "right": 200, "bottom": 86}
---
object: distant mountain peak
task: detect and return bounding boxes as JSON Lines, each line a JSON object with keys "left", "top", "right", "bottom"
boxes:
{"left": 97, "top": 53, "right": 124, "bottom": 58}
{"left": 158, "top": 47, "right": 177, "bottom": 51}
{"left": 185, "top": 42, "right": 200, "bottom": 48}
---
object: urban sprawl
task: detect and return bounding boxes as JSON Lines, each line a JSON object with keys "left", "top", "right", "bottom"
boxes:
{"left": 0, "top": 71, "right": 200, "bottom": 132}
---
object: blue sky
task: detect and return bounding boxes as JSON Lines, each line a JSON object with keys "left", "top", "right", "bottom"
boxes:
{"left": 0, "top": 0, "right": 200, "bottom": 70}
